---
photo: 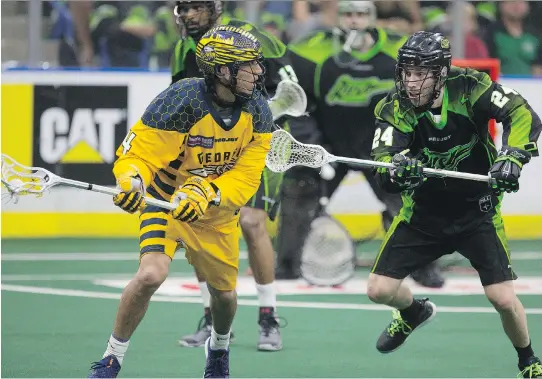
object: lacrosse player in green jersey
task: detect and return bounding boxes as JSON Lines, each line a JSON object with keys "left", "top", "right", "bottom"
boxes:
{"left": 368, "top": 31, "right": 542, "bottom": 378}
{"left": 171, "top": 0, "right": 297, "bottom": 352}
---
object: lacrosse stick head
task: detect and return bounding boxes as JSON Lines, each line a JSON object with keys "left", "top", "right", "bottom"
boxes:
{"left": 265, "top": 129, "right": 331, "bottom": 173}
{"left": 1, "top": 154, "right": 56, "bottom": 204}
{"left": 268, "top": 79, "right": 307, "bottom": 120}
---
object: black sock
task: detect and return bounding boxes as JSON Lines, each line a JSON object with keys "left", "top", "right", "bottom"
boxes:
{"left": 399, "top": 299, "right": 423, "bottom": 322}
{"left": 515, "top": 341, "right": 534, "bottom": 362}
{"left": 259, "top": 306, "right": 274, "bottom": 321}
{"left": 204, "top": 307, "right": 212, "bottom": 322}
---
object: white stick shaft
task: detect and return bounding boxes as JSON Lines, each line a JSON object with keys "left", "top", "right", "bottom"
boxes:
{"left": 329, "top": 156, "right": 491, "bottom": 183}
{"left": 58, "top": 178, "right": 177, "bottom": 211}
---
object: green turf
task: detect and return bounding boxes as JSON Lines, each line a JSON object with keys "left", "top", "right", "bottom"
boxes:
{"left": 1, "top": 238, "right": 542, "bottom": 378}
{"left": 2, "top": 291, "right": 541, "bottom": 378}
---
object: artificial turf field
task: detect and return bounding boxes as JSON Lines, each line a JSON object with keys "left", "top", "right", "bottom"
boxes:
{"left": 1, "top": 238, "right": 541, "bottom": 378}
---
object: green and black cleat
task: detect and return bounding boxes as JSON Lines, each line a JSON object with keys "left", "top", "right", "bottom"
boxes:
{"left": 518, "top": 356, "right": 542, "bottom": 378}
{"left": 376, "top": 298, "right": 436, "bottom": 354}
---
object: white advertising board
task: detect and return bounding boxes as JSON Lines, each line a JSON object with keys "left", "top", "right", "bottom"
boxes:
{"left": 1, "top": 70, "right": 541, "bottom": 238}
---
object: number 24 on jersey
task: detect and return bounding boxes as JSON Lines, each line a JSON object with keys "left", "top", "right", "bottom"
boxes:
{"left": 372, "top": 126, "right": 394, "bottom": 149}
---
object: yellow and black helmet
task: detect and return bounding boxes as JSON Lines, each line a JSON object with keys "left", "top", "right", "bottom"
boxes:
{"left": 196, "top": 25, "right": 265, "bottom": 100}
{"left": 196, "top": 25, "right": 263, "bottom": 75}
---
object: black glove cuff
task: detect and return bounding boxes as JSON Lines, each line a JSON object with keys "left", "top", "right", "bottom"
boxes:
{"left": 498, "top": 146, "right": 532, "bottom": 165}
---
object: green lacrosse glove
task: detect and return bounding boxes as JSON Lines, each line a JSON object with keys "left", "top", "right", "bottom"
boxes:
{"left": 489, "top": 147, "right": 531, "bottom": 195}
{"left": 390, "top": 150, "right": 425, "bottom": 190}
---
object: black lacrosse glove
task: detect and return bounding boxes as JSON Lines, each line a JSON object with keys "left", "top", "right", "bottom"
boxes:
{"left": 390, "top": 150, "right": 425, "bottom": 190}
{"left": 489, "top": 147, "right": 531, "bottom": 195}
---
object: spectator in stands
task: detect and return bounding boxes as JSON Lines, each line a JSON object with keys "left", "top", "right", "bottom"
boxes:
{"left": 259, "top": 2, "right": 289, "bottom": 43}
{"left": 430, "top": 2, "right": 489, "bottom": 59}
{"left": 474, "top": 1, "right": 497, "bottom": 34}
{"left": 286, "top": 0, "right": 338, "bottom": 43}
{"left": 483, "top": 0, "right": 542, "bottom": 76}
{"left": 374, "top": 0, "right": 423, "bottom": 35}
{"left": 525, "top": 1, "right": 542, "bottom": 37}
{"left": 153, "top": 3, "right": 178, "bottom": 69}
{"left": 68, "top": 1, "right": 170, "bottom": 68}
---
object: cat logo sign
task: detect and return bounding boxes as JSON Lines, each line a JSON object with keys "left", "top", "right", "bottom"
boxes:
{"left": 39, "top": 107, "right": 126, "bottom": 164}
{"left": 33, "top": 85, "right": 128, "bottom": 185}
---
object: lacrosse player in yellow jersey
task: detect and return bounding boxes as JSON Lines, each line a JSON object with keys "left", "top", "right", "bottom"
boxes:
{"left": 88, "top": 25, "right": 272, "bottom": 379}
{"left": 172, "top": 1, "right": 294, "bottom": 351}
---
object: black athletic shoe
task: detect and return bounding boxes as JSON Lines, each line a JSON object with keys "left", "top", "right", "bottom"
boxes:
{"left": 376, "top": 298, "right": 437, "bottom": 354}
{"left": 179, "top": 314, "right": 235, "bottom": 348}
{"left": 518, "top": 356, "right": 542, "bottom": 378}
{"left": 410, "top": 262, "right": 445, "bottom": 288}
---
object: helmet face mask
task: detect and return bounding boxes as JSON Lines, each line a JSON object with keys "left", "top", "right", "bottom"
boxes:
{"left": 174, "top": 1, "right": 222, "bottom": 39}
{"left": 395, "top": 31, "right": 452, "bottom": 112}
{"left": 338, "top": 1, "right": 376, "bottom": 34}
{"left": 216, "top": 60, "right": 266, "bottom": 101}
{"left": 196, "top": 26, "right": 266, "bottom": 102}
{"left": 332, "top": 1, "right": 376, "bottom": 66}
{"left": 396, "top": 65, "right": 446, "bottom": 110}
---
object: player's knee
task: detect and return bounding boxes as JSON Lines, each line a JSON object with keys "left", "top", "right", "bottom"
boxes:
{"left": 367, "top": 274, "right": 396, "bottom": 304}
{"left": 209, "top": 287, "right": 237, "bottom": 305}
{"left": 239, "top": 207, "right": 267, "bottom": 237}
{"left": 488, "top": 294, "right": 517, "bottom": 312}
{"left": 484, "top": 281, "right": 517, "bottom": 312}
{"left": 135, "top": 254, "right": 170, "bottom": 291}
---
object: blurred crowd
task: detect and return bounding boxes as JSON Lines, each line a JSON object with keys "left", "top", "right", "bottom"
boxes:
{"left": 46, "top": 0, "right": 542, "bottom": 76}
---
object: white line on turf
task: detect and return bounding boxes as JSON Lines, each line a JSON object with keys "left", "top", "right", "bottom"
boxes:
{"left": 0, "top": 251, "right": 249, "bottom": 261}
{"left": 0, "top": 273, "right": 191, "bottom": 281}
{"left": 2, "top": 284, "right": 542, "bottom": 314}
{"left": 1, "top": 251, "right": 541, "bottom": 261}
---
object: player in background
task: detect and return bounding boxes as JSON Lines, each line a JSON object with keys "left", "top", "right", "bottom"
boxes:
{"left": 88, "top": 25, "right": 272, "bottom": 378}
{"left": 368, "top": 31, "right": 542, "bottom": 378}
{"left": 276, "top": 0, "right": 445, "bottom": 288}
{"left": 171, "top": 0, "right": 295, "bottom": 352}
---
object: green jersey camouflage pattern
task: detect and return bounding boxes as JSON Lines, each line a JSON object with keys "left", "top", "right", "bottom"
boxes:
{"left": 372, "top": 67, "right": 541, "bottom": 231}
{"left": 287, "top": 28, "right": 407, "bottom": 159}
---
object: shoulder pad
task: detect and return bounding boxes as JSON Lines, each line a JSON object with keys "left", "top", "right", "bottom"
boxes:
{"left": 372, "top": 27, "right": 407, "bottom": 59}
{"left": 381, "top": 27, "right": 406, "bottom": 43}
{"left": 290, "top": 30, "right": 333, "bottom": 46}
{"left": 243, "top": 94, "right": 274, "bottom": 133}
{"left": 374, "top": 93, "right": 416, "bottom": 133}
{"left": 225, "top": 18, "right": 286, "bottom": 58}
{"left": 142, "top": 78, "right": 208, "bottom": 132}
{"left": 287, "top": 30, "right": 334, "bottom": 63}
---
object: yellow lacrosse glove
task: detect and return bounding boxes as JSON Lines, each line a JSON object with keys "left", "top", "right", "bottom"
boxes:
{"left": 171, "top": 176, "right": 217, "bottom": 222}
{"left": 113, "top": 164, "right": 146, "bottom": 214}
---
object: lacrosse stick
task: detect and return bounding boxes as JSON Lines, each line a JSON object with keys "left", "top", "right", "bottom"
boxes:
{"left": 266, "top": 129, "right": 494, "bottom": 183}
{"left": 268, "top": 79, "right": 307, "bottom": 121}
{"left": 1, "top": 154, "right": 177, "bottom": 211}
{"left": 300, "top": 171, "right": 356, "bottom": 286}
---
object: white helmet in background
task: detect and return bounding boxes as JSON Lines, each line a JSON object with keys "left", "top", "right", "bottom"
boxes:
{"left": 338, "top": 0, "right": 377, "bottom": 32}
{"left": 333, "top": 0, "right": 377, "bottom": 57}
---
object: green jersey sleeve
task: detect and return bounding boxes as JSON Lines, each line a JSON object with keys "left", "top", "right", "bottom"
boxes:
{"left": 170, "top": 37, "right": 197, "bottom": 84}
{"left": 371, "top": 93, "right": 416, "bottom": 193}
{"left": 372, "top": 94, "right": 416, "bottom": 157}
{"left": 468, "top": 69, "right": 541, "bottom": 156}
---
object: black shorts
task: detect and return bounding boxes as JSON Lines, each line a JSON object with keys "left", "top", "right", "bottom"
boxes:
{"left": 371, "top": 215, "right": 517, "bottom": 286}
{"left": 246, "top": 168, "right": 283, "bottom": 221}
